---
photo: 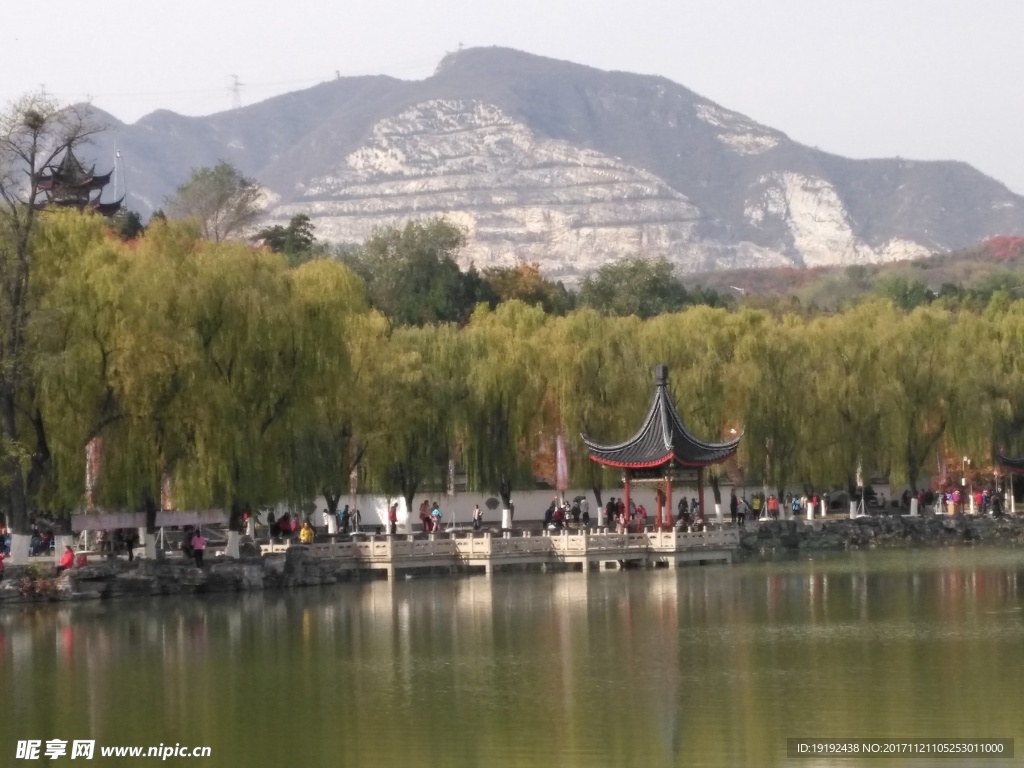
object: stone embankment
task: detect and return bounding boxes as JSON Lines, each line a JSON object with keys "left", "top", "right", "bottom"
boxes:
{"left": 740, "top": 514, "right": 1024, "bottom": 557}
{"left": 0, "top": 548, "right": 349, "bottom": 605}
{"left": 4, "top": 515, "right": 1023, "bottom": 604}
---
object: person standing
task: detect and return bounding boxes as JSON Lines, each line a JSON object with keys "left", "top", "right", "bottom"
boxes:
{"left": 388, "top": 504, "right": 398, "bottom": 535}
{"left": 419, "top": 499, "right": 431, "bottom": 533}
{"left": 472, "top": 504, "right": 482, "bottom": 530}
{"left": 729, "top": 490, "right": 738, "bottom": 524}
{"left": 191, "top": 529, "right": 207, "bottom": 568}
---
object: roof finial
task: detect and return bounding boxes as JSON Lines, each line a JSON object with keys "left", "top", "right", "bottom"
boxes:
{"left": 655, "top": 364, "right": 668, "bottom": 387}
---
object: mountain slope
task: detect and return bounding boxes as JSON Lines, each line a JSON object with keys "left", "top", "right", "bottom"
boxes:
{"left": 84, "top": 47, "right": 1024, "bottom": 278}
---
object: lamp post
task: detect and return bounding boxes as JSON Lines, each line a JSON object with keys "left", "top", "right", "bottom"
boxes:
{"left": 994, "top": 469, "right": 1001, "bottom": 517}
{"left": 961, "top": 457, "right": 973, "bottom": 514}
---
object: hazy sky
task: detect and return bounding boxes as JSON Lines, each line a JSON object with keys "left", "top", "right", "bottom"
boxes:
{"left": 7, "top": 1, "right": 1023, "bottom": 193}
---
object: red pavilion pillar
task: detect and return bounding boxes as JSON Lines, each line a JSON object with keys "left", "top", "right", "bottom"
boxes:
{"left": 665, "top": 476, "right": 673, "bottom": 529}
{"left": 623, "top": 473, "right": 631, "bottom": 529}
{"left": 697, "top": 467, "right": 705, "bottom": 521}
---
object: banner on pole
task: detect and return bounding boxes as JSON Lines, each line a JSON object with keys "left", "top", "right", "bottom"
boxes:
{"left": 556, "top": 433, "right": 569, "bottom": 492}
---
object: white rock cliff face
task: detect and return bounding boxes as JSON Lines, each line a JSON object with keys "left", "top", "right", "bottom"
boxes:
{"left": 268, "top": 99, "right": 933, "bottom": 279}
{"left": 744, "top": 173, "right": 932, "bottom": 267}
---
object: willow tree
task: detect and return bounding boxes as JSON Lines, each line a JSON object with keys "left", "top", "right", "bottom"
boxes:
{"left": 876, "top": 304, "right": 960, "bottom": 494}
{"left": 801, "top": 302, "right": 888, "bottom": 490}
{"left": 641, "top": 307, "right": 744, "bottom": 508}
{"left": 0, "top": 94, "right": 100, "bottom": 538}
{"left": 275, "top": 260, "right": 373, "bottom": 517}
{"left": 731, "top": 310, "right": 812, "bottom": 500}
{"left": 545, "top": 309, "right": 646, "bottom": 507}
{"left": 27, "top": 211, "right": 132, "bottom": 515}
{"left": 461, "top": 301, "right": 549, "bottom": 524}
{"left": 361, "top": 324, "right": 464, "bottom": 520}
{"left": 102, "top": 219, "right": 208, "bottom": 533}
{"left": 170, "top": 238, "right": 314, "bottom": 539}
{"left": 991, "top": 301, "right": 1024, "bottom": 455}
{"left": 940, "top": 309, "right": 1004, "bottom": 472}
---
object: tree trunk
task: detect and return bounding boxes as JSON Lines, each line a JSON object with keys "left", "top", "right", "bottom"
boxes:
{"left": 710, "top": 475, "right": 722, "bottom": 505}
{"left": 499, "top": 476, "right": 512, "bottom": 512}
{"left": 402, "top": 480, "right": 419, "bottom": 534}
{"left": 143, "top": 493, "right": 159, "bottom": 534}
{"left": 323, "top": 489, "right": 341, "bottom": 517}
{"left": 0, "top": 387, "right": 29, "bottom": 534}
{"left": 591, "top": 487, "right": 603, "bottom": 508}
{"left": 907, "top": 439, "right": 919, "bottom": 496}
{"left": 229, "top": 498, "right": 245, "bottom": 532}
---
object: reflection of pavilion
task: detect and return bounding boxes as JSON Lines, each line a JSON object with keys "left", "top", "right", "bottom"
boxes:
{"left": 582, "top": 364, "right": 741, "bottom": 527}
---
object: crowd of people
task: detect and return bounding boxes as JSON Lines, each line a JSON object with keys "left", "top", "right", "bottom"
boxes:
{"left": 418, "top": 500, "right": 445, "bottom": 533}
{"left": 542, "top": 496, "right": 592, "bottom": 530}
{"left": 918, "top": 486, "right": 1005, "bottom": 516}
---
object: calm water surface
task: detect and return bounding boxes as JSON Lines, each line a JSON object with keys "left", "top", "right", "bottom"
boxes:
{"left": 2, "top": 549, "right": 1024, "bottom": 767}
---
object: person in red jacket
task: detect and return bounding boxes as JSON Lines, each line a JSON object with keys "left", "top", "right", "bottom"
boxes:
{"left": 56, "top": 545, "right": 75, "bottom": 574}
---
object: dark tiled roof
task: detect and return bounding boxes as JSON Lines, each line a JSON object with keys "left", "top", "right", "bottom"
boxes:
{"left": 998, "top": 453, "right": 1024, "bottom": 473}
{"left": 582, "top": 364, "right": 740, "bottom": 469}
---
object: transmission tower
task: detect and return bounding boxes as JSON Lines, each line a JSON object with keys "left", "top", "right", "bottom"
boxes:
{"left": 229, "top": 75, "right": 244, "bottom": 110}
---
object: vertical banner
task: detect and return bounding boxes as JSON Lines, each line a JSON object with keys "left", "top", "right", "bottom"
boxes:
{"left": 161, "top": 473, "right": 175, "bottom": 511}
{"left": 556, "top": 433, "right": 569, "bottom": 495}
{"left": 85, "top": 437, "right": 103, "bottom": 511}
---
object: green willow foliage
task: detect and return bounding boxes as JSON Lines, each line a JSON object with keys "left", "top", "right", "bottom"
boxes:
{"left": 15, "top": 209, "right": 1024, "bottom": 519}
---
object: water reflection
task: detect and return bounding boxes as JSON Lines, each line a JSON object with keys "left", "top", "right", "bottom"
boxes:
{"left": 0, "top": 550, "right": 1023, "bottom": 767}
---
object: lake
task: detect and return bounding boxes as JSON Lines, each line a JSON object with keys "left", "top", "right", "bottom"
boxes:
{"left": 2, "top": 548, "right": 1022, "bottom": 767}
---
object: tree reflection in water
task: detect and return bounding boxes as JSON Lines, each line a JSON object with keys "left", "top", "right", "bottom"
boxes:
{"left": 0, "top": 550, "right": 1022, "bottom": 767}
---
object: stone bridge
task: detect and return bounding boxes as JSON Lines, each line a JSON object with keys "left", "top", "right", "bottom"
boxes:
{"left": 262, "top": 528, "right": 738, "bottom": 579}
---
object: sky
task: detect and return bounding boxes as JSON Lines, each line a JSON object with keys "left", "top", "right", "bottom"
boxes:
{"left": 6, "top": 0, "right": 1023, "bottom": 193}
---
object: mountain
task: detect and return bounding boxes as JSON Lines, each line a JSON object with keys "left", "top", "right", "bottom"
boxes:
{"left": 85, "top": 47, "right": 1024, "bottom": 280}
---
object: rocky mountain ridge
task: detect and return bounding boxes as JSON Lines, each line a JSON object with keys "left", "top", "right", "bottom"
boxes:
{"left": 85, "top": 47, "right": 1024, "bottom": 280}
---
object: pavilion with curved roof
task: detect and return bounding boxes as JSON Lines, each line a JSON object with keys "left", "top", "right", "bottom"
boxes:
{"left": 35, "top": 147, "right": 123, "bottom": 216}
{"left": 581, "top": 364, "right": 742, "bottom": 528}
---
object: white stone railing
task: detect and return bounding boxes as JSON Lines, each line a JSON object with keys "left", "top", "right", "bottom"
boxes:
{"left": 261, "top": 526, "right": 739, "bottom": 562}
